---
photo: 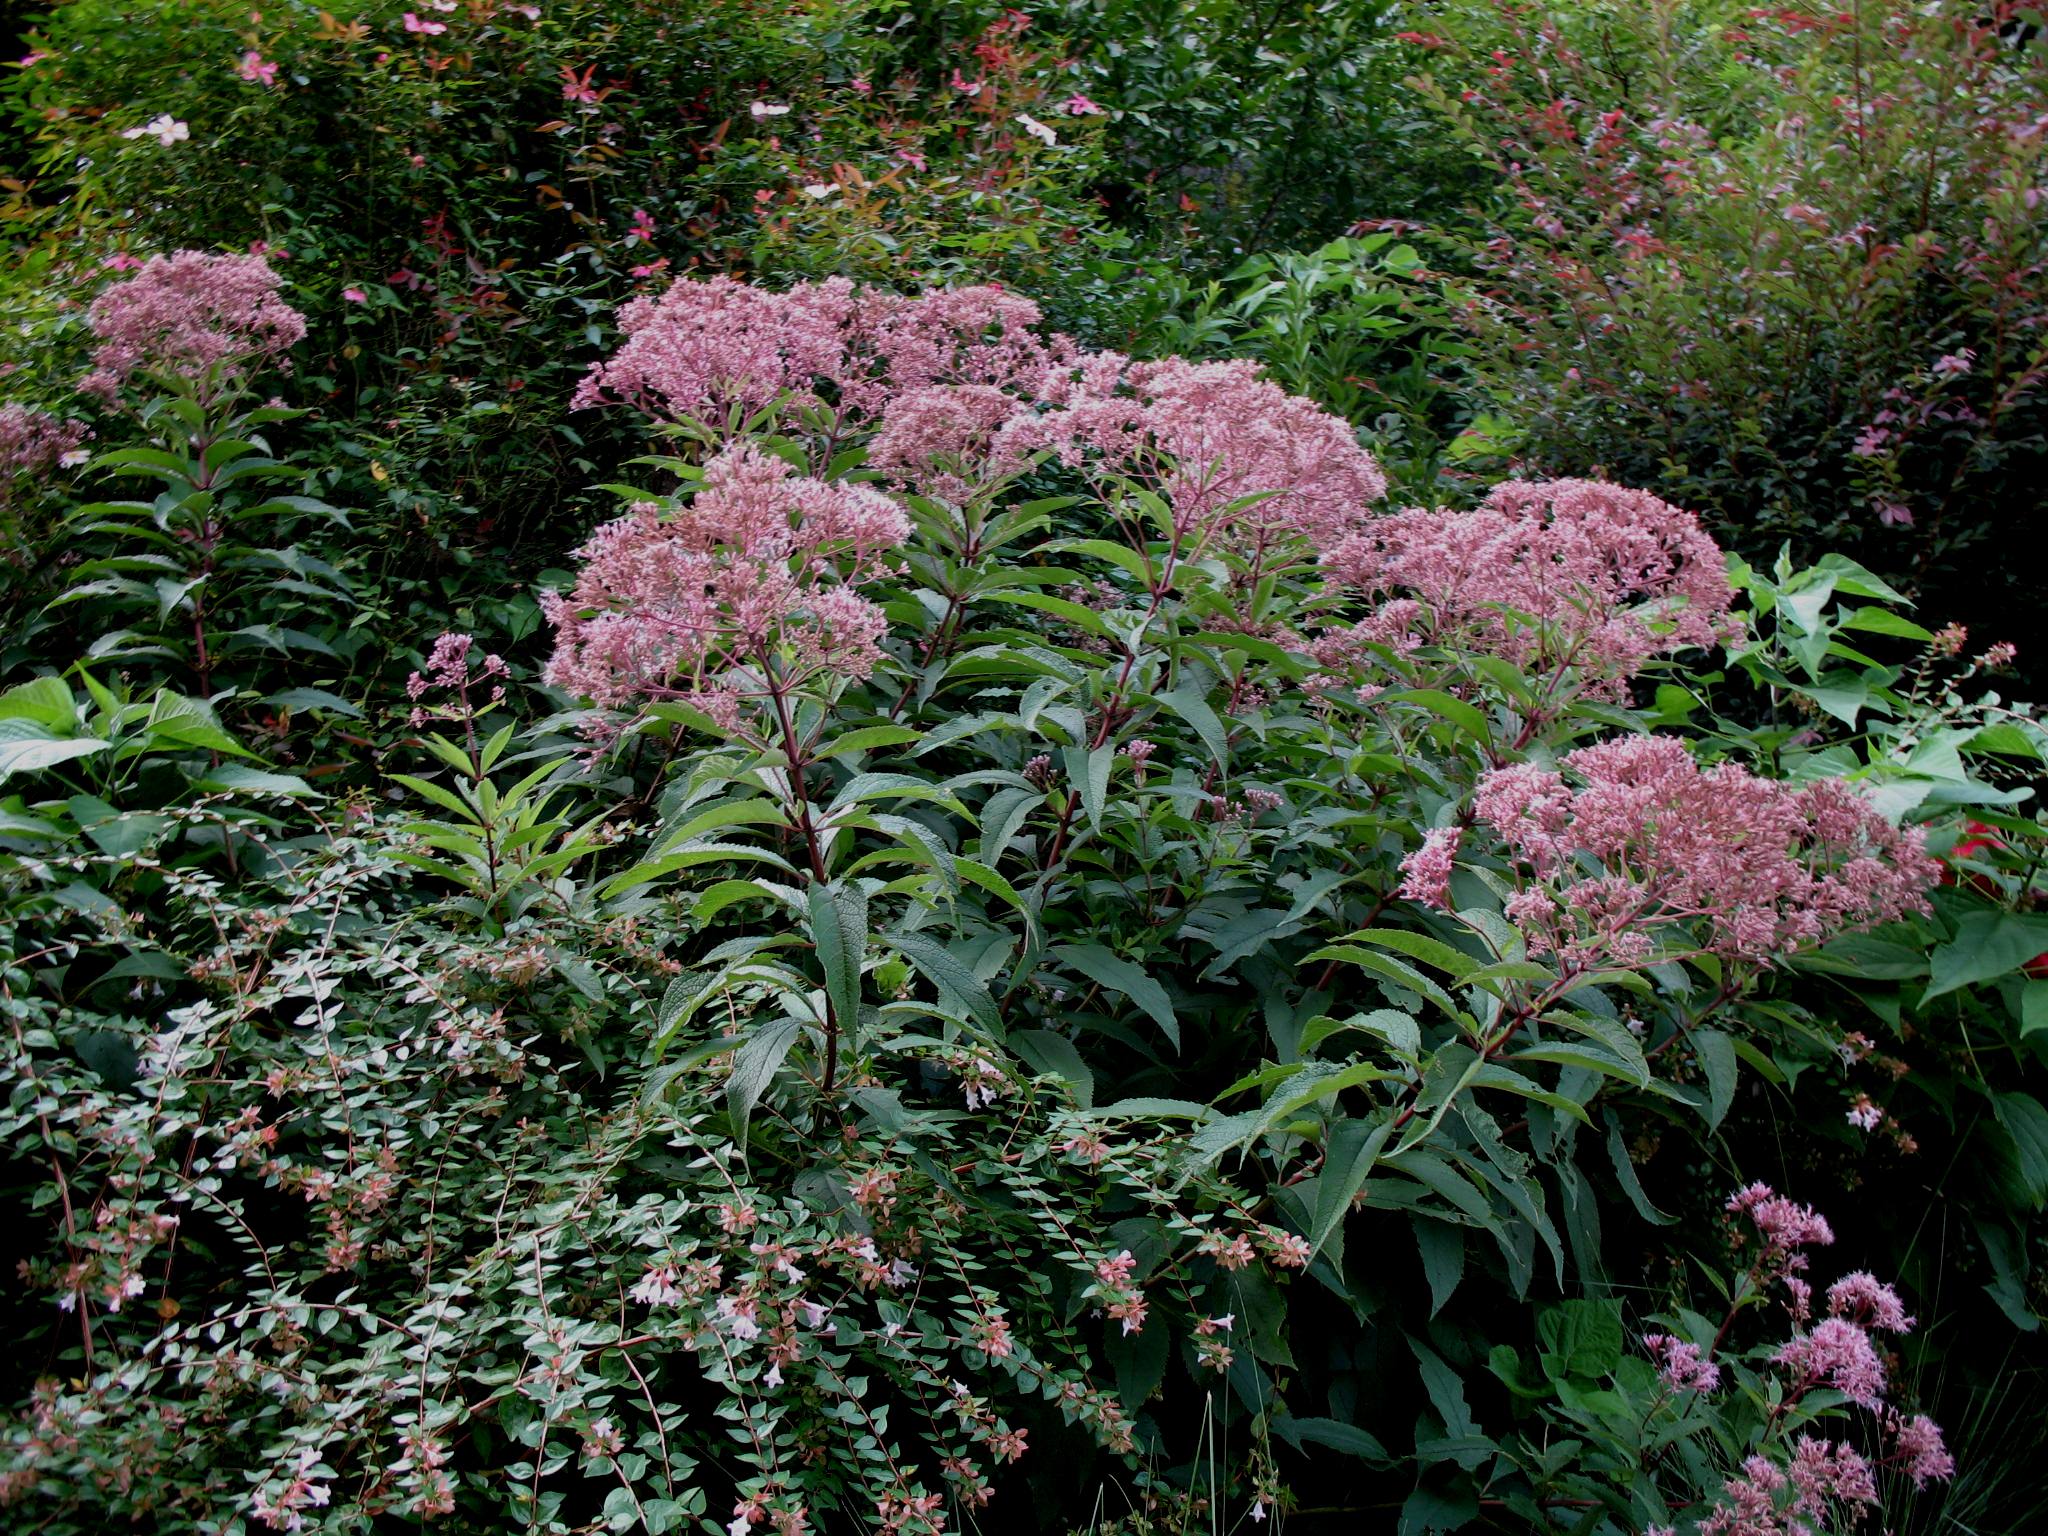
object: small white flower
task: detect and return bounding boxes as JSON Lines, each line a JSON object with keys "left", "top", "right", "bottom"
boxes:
{"left": 1250, "top": 1499, "right": 1268, "bottom": 1523}
{"left": 1015, "top": 113, "right": 1058, "bottom": 147}
{"left": 763, "top": 1363, "right": 783, "bottom": 1389}
{"left": 801, "top": 183, "right": 835, "bottom": 200}
{"left": 122, "top": 114, "right": 190, "bottom": 146}
{"left": 728, "top": 1515, "right": 753, "bottom": 1536}
{"left": 800, "top": 1300, "right": 831, "bottom": 1330}
{"left": 750, "top": 100, "right": 790, "bottom": 119}
{"left": 59, "top": 449, "right": 91, "bottom": 468}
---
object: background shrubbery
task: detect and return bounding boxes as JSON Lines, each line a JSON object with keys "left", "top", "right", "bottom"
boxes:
{"left": 2, "top": 2, "right": 2046, "bottom": 1533}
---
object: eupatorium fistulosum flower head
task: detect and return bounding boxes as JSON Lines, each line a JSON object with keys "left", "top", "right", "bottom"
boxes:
{"left": 1466, "top": 734, "right": 1937, "bottom": 968}
{"left": 541, "top": 444, "right": 909, "bottom": 723}
{"left": 1316, "top": 478, "right": 1733, "bottom": 698}
{"left": 80, "top": 250, "right": 305, "bottom": 402}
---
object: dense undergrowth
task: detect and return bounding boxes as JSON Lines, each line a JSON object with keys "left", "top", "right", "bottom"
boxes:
{"left": 1, "top": 3, "right": 2045, "bottom": 1534}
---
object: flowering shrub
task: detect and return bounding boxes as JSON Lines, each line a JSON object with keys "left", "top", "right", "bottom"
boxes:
{"left": 1488, "top": 1185, "right": 1955, "bottom": 1534}
{"left": 2, "top": 2, "right": 2047, "bottom": 1523}
{"left": 1318, "top": 477, "right": 1734, "bottom": 700}
{"left": 1397, "top": 0, "right": 2048, "bottom": 652}
{"left": 77, "top": 250, "right": 305, "bottom": 403}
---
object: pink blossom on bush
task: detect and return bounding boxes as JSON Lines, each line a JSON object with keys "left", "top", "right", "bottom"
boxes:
{"left": 238, "top": 51, "right": 279, "bottom": 86}
{"left": 1471, "top": 735, "right": 1936, "bottom": 968}
{"left": 79, "top": 250, "right": 304, "bottom": 401}
{"left": 994, "top": 352, "right": 1387, "bottom": 556}
{"left": 570, "top": 277, "right": 1062, "bottom": 428}
{"left": 1774, "top": 1317, "right": 1887, "bottom": 1408}
{"left": 1318, "top": 479, "right": 1733, "bottom": 698}
{"left": 1825, "top": 1271, "right": 1913, "bottom": 1333}
{"left": 1893, "top": 1413, "right": 1954, "bottom": 1486}
{"left": 569, "top": 275, "right": 857, "bottom": 421}
{"left": 1727, "top": 1182, "right": 1836, "bottom": 1258}
{"left": 866, "top": 383, "right": 1022, "bottom": 500}
{"left": 1398, "top": 826, "right": 1463, "bottom": 909}
{"left": 845, "top": 283, "right": 1060, "bottom": 412}
{"left": 542, "top": 443, "right": 908, "bottom": 719}
{"left": 1785, "top": 1435, "right": 1878, "bottom": 1520}
{"left": 1642, "top": 1333, "right": 1721, "bottom": 1393}
{"left": 0, "top": 405, "right": 90, "bottom": 513}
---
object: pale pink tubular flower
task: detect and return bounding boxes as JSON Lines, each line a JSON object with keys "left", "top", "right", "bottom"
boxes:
{"left": 542, "top": 443, "right": 908, "bottom": 719}
{"left": 866, "top": 383, "right": 1021, "bottom": 501}
{"left": 992, "top": 352, "right": 1386, "bottom": 556}
{"left": 1727, "top": 1182, "right": 1835, "bottom": 1257}
{"left": 569, "top": 276, "right": 1059, "bottom": 428}
{"left": 1318, "top": 478, "right": 1734, "bottom": 699}
{"left": 1642, "top": 1332, "right": 1720, "bottom": 1393}
{"left": 1892, "top": 1413, "right": 1954, "bottom": 1487}
{"left": 0, "top": 405, "right": 90, "bottom": 512}
{"left": 1825, "top": 1271, "right": 1913, "bottom": 1333}
{"left": 1471, "top": 735, "right": 1938, "bottom": 969}
{"left": 569, "top": 275, "right": 857, "bottom": 421}
{"left": 1785, "top": 1435, "right": 1878, "bottom": 1520}
{"left": 1775, "top": 1316, "right": 1887, "bottom": 1408}
{"left": 1398, "top": 826, "right": 1462, "bottom": 910}
{"left": 79, "top": 250, "right": 305, "bottom": 401}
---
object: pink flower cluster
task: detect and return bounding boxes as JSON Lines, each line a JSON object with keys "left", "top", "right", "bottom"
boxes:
{"left": 1670, "top": 1188, "right": 1954, "bottom": 1534}
{"left": 1316, "top": 478, "right": 1733, "bottom": 698}
{"left": 542, "top": 443, "right": 909, "bottom": 724}
{"left": 568, "top": 276, "right": 1058, "bottom": 426}
{"left": 0, "top": 405, "right": 90, "bottom": 514}
{"left": 1698, "top": 1441, "right": 1876, "bottom": 1536}
{"left": 1466, "top": 735, "right": 1937, "bottom": 968}
{"left": 80, "top": 250, "right": 305, "bottom": 402}
{"left": 573, "top": 276, "right": 1384, "bottom": 560}
{"left": 988, "top": 352, "right": 1388, "bottom": 555}
{"left": 405, "top": 632, "right": 508, "bottom": 728}
{"left": 1643, "top": 1332, "right": 1721, "bottom": 1392}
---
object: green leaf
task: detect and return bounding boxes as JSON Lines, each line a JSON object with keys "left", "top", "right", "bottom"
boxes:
{"left": 1694, "top": 1028, "right": 1737, "bottom": 1131}
{"left": 144, "top": 692, "right": 253, "bottom": 757}
{"left": 881, "top": 931, "right": 1001, "bottom": 1033}
{"left": 1308, "top": 1115, "right": 1393, "bottom": 1260}
{"left": 2022, "top": 982, "right": 2048, "bottom": 1039}
{"left": 1925, "top": 912, "right": 2048, "bottom": 1000}
{"left": 807, "top": 879, "right": 868, "bottom": 1041}
{"left": 1604, "top": 1111, "right": 1674, "bottom": 1225}
{"left": 813, "top": 724, "right": 924, "bottom": 762}
{"left": 1537, "top": 1298, "right": 1623, "bottom": 1382}
{"left": 197, "top": 764, "right": 317, "bottom": 798}
{"left": 1347, "top": 927, "right": 1477, "bottom": 980}
{"left": 1992, "top": 1093, "right": 2048, "bottom": 1210}
{"left": 1270, "top": 1415, "right": 1387, "bottom": 1462}
{"left": 727, "top": 1016, "right": 803, "bottom": 1155}
{"left": 600, "top": 840, "right": 797, "bottom": 898}
{"left": 1055, "top": 943, "right": 1178, "bottom": 1049}
{"left": 0, "top": 733, "right": 107, "bottom": 780}
{"left": 1060, "top": 742, "right": 1114, "bottom": 834}
{"left": 0, "top": 676, "right": 77, "bottom": 731}
{"left": 1416, "top": 1219, "right": 1465, "bottom": 1316}
{"left": 1010, "top": 1030, "right": 1094, "bottom": 1107}
{"left": 1161, "top": 681, "right": 1228, "bottom": 767}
